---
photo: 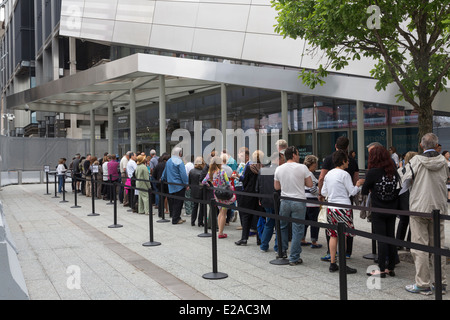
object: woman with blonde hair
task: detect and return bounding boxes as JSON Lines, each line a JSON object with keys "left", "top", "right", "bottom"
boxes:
{"left": 136, "top": 155, "right": 151, "bottom": 214}
{"left": 202, "top": 156, "right": 236, "bottom": 238}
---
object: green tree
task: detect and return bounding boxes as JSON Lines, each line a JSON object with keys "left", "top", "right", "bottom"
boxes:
{"left": 272, "top": 0, "right": 450, "bottom": 144}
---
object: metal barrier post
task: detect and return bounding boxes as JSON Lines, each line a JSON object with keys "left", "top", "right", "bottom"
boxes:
{"left": 433, "top": 209, "right": 443, "bottom": 300}
{"left": 60, "top": 173, "right": 68, "bottom": 203}
{"left": 88, "top": 173, "right": 99, "bottom": 216}
{"left": 44, "top": 171, "right": 51, "bottom": 195}
{"left": 109, "top": 180, "right": 122, "bottom": 228}
{"left": 198, "top": 185, "right": 211, "bottom": 238}
{"left": 202, "top": 199, "right": 228, "bottom": 280}
{"left": 337, "top": 222, "right": 348, "bottom": 300}
{"left": 71, "top": 175, "right": 81, "bottom": 208}
{"left": 143, "top": 188, "right": 161, "bottom": 247}
{"left": 157, "top": 181, "right": 169, "bottom": 223}
{"left": 270, "top": 192, "right": 289, "bottom": 265}
{"left": 52, "top": 173, "right": 59, "bottom": 198}
{"left": 106, "top": 174, "right": 113, "bottom": 206}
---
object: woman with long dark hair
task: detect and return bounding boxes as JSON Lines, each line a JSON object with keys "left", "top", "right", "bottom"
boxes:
{"left": 362, "top": 146, "right": 400, "bottom": 278}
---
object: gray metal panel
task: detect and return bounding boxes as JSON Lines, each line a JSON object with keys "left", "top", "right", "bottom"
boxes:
{"left": 196, "top": 2, "right": 250, "bottom": 32}
{"left": 113, "top": 21, "right": 152, "bottom": 47}
{"left": 116, "top": 0, "right": 156, "bottom": 24}
{"left": 153, "top": 1, "right": 199, "bottom": 27}
{"left": 83, "top": 0, "right": 118, "bottom": 20}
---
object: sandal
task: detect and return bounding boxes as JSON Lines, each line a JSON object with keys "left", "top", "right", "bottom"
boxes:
{"left": 218, "top": 234, "right": 228, "bottom": 239}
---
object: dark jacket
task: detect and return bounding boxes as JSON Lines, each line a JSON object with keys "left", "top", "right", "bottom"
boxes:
{"left": 189, "top": 167, "right": 204, "bottom": 200}
{"left": 256, "top": 166, "right": 278, "bottom": 209}
{"left": 240, "top": 163, "right": 261, "bottom": 209}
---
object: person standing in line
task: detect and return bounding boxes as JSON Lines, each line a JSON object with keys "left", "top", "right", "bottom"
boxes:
{"left": 184, "top": 155, "right": 195, "bottom": 217}
{"left": 202, "top": 156, "right": 236, "bottom": 238}
{"left": 161, "top": 147, "right": 189, "bottom": 224}
{"left": 189, "top": 157, "right": 206, "bottom": 227}
{"left": 321, "top": 150, "right": 364, "bottom": 274}
{"left": 389, "top": 146, "right": 400, "bottom": 168}
{"left": 318, "top": 136, "right": 359, "bottom": 261}
{"left": 274, "top": 146, "right": 313, "bottom": 266}
{"left": 57, "top": 158, "right": 66, "bottom": 193}
{"left": 403, "top": 133, "right": 449, "bottom": 295}
{"left": 72, "top": 153, "right": 81, "bottom": 192}
{"left": 362, "top": 146, "right": 400, "bottom": 278}
{"left": 234, "top": 150, "right": 265, "bottom": 246}
{"left": 301, "top": 155, "right": 322, "bottom": 249}
{"left": 126, "top": 152, "right": 138, "bottom": 213}
{"left": 152, "top": 153, "right": 170, "bottom": 216}
{"left": 120, "top": 152, "right": 130, "bottom": 206}
{"left": 107, "top": 154, "right": 120, "bottom": 202}
{"left": 395, "top": 151, "right": 417, "bottom": 248}
{"left": 102, "top": 154, "right": 110, "bottom": 200}
{"left": 258, "top": 151, "right": 283, "bottom": 253}
{"left": 135, "top": 155, "right": 151, "bottom": 215}
{"left": 232, "top": 147, "right": 250, "bottom": 227}
{"left": 84, "top": 154, "right": 92, "bottom": 197}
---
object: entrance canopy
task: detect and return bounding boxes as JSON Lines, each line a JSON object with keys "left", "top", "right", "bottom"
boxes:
{"left": 7, "top": 53, "right": 434, "bottom": 115}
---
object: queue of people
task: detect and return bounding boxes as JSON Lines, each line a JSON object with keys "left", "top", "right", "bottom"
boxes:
{"left": 59, "top": 132, "right": 449, "bottom": 296}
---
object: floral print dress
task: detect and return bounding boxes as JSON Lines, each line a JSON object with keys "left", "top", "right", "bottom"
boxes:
{"left": 202, "top": 169, "right": 236, "bottom": 207}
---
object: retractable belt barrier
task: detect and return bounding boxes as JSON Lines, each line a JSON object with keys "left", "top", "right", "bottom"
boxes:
{"left": 45, "top": 171, "right": 450, "bottom": 300}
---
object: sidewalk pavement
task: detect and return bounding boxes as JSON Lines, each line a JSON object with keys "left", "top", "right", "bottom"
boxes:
{"left": 1, "top": 183, "right": 449, "bottom": 301}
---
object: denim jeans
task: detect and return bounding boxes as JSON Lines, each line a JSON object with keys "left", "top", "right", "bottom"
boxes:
{"left": 280, "top": 200, "right": 306, "bottom": 263}
{"left": 58, "top": 175, "right": 64, "bottom": 193}
{"left": 260, "top": 207, "right": 278, "bottom": 252}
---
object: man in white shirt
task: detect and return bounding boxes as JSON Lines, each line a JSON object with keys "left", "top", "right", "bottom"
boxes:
{"left": 120, "top": 152, "right": 130, "bottom": 205}
{"left": 126, "top": 152, "right": 138, "bottom": 212}
{"left": 274, "top": 146, "right": 313, "bottom": 265}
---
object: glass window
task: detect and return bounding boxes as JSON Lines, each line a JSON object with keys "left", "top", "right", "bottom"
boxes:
{"left": 315, "top": 98, "right": 351, "bottom": 129}
{"left": 390, "top": 106, "right": 418, "bottom": 125}
{"left": 289, "top": 133, "right": 313, "bottom": 164}
{"left": 352, "top": 128, "right": 387, "bottom": 168}
{"left": 391, "top": 127, "right": 419, "bottom": 157}
{"left": 317, "top": 131, "right": 348, "bottom": 168}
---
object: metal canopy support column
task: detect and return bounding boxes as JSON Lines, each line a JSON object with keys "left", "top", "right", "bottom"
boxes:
{"left": 108, "top": 100, "right": 114, "bottom": 154}
{"left": 90, "top": 109, "right": 95, "bottom": 155}
{"left": 130, "top": 88, "right": 136, "bottom": 153}
{"left": 356, "top": 100, "right": 365, "bottom": 169}
{"left": 159, "top": 75, "right": 166, "bottom": 155}
{"left": 221, "top": 83, "right": 227, "bottom": 150}
{"left": 281, "top": 91, "right": 289, "bottom": 142}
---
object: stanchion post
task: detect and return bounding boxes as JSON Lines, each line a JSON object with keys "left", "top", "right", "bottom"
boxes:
{"left": 270, "top": 192, "right": 289, "bottom": 265}
{"left": 52, "top": 173, "right": 59, "bottom": 198}
{"left": 71, "top": 174, "right": 81, "bottom": 208}
{"left": 88, "top": 172, "right": 99, "bottom": 216}
{"left": 143, "top": 187, "right": 161, "bottom": 247}
{"left": 157, "top": 181, "right": 170, "bottom": 223}
{"left": 60, "top": 173, "right": 68, "bottom": 203}
{"left": 202, "top": 199, "right": 228, "bottom": 280}
{"left": 337, "top": 222, "right": 348, "bottom": 300}
{"left": 433, "top": 209, "right": 442, "bottom": 300}
{"left": 198, "top": 185, "right": 211, "bottom": 238}
{"left": 45, "top": 171, "right": 51, "bottom": 195}
{"left": 109, "top": 179, "right": 123, "bottom": 228}
{"left": 106, "top": 174, "right": 113, "bottom": 205}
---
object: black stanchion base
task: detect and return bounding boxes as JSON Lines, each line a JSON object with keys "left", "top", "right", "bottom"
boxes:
{"left": 44, "top": 193, "right": 51, "bottom": 195}
{"left": 106, "top": 202, "right": 114, "bottom": 205}
{"left": 157, "top": 218, "right": 170, "bottom": 223}
{"left": 52, "top": 196, "right": 60, "bottom": 199}
{"left": 198, "top": 232, "right": 212, "bottom": 238}
{"left": 70, "top": 205, "right": 81, "bottom": 209}
{"left": 270, "top": 258, "right": 290, "bottom": 265}
{"left": 87, "top": 213, "right": 100, "bottom": 216}
{"left": 363, "top": 253, "right": 377, "bottom": 260}
{"left": 142, "top": 241, "right": 161, "bottom": 247}
{"left": 60, "top": 200, "right": 69, "bottom": 203}
{"left": 202, "top": 272, "right": 228, "bottom": 280}
{"left": 108, "top": 224, "right": 123, "bottom": 228}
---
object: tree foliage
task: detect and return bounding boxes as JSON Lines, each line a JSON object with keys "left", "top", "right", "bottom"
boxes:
{"left": 272, "top": 0, "right": 450, "bottom": 140}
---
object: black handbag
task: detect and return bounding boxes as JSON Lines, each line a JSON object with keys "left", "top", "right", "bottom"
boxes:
{"left": 214, "top": 185, "right": 234, "bottom": 201}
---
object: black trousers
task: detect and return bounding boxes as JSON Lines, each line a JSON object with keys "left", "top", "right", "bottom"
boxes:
{"left": 191, "top": 200, "right": 205, "bottom": 226}
{"left": 372, "top": 212, "right": 397, "bottom": 271}
{"left": 169, "top": 188, "right": 186, "bottom": 224}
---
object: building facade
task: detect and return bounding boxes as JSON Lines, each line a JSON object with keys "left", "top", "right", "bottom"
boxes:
{"left": 2, "top": 0, "right": 450, "bottom": 167}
